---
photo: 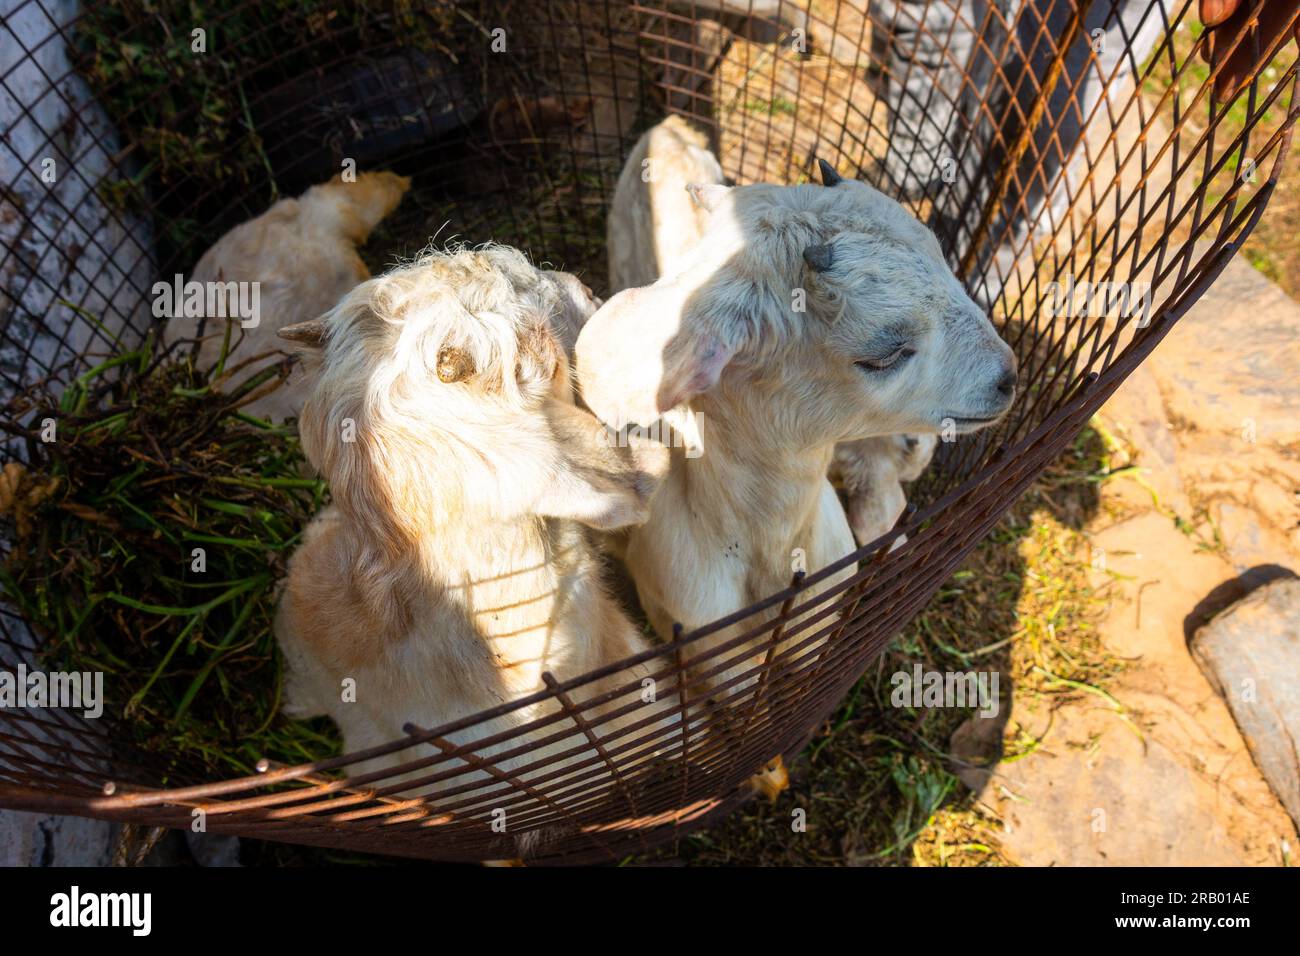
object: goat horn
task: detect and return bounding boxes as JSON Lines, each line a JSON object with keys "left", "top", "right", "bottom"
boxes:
{"left": 436, "top": 346, "right": 475, "bottom": 383}
{"left": 277, "top": 319, "right": 328, "bottom": 347}
{"left": 803, "top": 243, "right": 835, "bottom": 273}
{"left": 816, "top": 158, "right": 844, "bottom": 187}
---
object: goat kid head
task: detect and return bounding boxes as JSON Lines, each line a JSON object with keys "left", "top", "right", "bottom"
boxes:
{"left": 279, "top": 245, "right": 662, "bottom": 558}
{"left": 576, "top": 163, "right": 1017, "bottom": 444}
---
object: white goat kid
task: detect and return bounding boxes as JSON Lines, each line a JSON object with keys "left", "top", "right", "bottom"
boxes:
{"left": 607, "top": 117, "right": 939, "bottom": 551}
{"left": 579, "top": 141, "right": 1017, "bottom": 715}
{"left": 274, "top": 247, "right": 673, "bottom": 830}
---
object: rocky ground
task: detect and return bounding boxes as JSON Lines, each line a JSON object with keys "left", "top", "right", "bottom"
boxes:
{"left": 958, "top": 254, "right": 1300, "bottom": 866}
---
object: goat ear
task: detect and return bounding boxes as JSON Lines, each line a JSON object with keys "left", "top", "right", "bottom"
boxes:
{"left": 536, "top": 399, "right": 664, "bottom": 530}
{"left": 575, "top": 284, "right": 735, "bottom": 429}
{"left": 685, "top": 182, "right": 730, "bottom": 212}
{"left": 277, "top": 319, "right": 329, "bottom": 348}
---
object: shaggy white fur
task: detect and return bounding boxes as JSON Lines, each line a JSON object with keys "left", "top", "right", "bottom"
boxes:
{"left": 275, "top": 246, "right": 675, "bottom": 840}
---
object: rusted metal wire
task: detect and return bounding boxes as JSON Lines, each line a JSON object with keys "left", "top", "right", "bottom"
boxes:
{"left": 1, "top": 0, "right": 1298, "bottom": 864}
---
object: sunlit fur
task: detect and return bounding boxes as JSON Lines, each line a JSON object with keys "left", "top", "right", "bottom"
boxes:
{"left": 275, "top": 246, "right": 673, "bottom": 832}
{"left": 164, "top": 171, "right": 410, "bottom": 420}
{"left": 582, "top": 119, "right": 1015, "bottom": 690}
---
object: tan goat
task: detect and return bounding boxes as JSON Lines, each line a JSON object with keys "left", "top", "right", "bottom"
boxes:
{"left": 607, "top": 116, "right": 722, "bottom": 292}
{"left": 163, "top": 171, "right": 410, "bottom": 420}
{"left": 274, "top": 246, "right": 675, "bottom": 845}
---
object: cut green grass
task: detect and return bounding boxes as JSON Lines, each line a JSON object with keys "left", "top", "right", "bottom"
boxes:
{"left": 0, "top": 349, "right": 338, "bottom": 786}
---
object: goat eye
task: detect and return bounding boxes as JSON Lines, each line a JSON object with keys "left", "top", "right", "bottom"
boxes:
{"left": 856, "top": 346, "right": 914, "bottom": 372}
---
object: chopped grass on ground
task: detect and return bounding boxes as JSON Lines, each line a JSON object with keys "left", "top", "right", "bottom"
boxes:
{"left": 0, "top": 347, "right": 339, "bottom": 785}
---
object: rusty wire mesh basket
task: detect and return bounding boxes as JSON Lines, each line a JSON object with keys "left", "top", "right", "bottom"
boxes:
{"left": 1, "top": 0, "right": 1297, "bottom": 864}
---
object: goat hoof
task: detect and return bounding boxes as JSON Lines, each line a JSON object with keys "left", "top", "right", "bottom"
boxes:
{"left": 748, "top": 755, "right": 789, "bottom": 803}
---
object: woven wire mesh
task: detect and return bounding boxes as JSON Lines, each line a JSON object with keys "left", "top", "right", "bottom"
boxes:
{"left": 0, "top": 0, "right": 1296, "bottom": 863}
